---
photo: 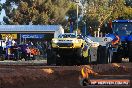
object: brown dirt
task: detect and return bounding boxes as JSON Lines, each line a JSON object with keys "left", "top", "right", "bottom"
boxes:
{"left": 0, "top": 63, "right": 131, "bottom": 88}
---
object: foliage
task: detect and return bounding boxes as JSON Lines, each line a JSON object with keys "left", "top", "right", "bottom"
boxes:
{"left": 2, "top": 0, "right": 71, "bottom": 25}
{"left": 0, "top": 0, "right": 132, "bottom": 34}
{"left": 125, "top": 0, "right": 132, "bottom": 7}
{"left": 83, "top": 0, "right": 132, "bottom": 34}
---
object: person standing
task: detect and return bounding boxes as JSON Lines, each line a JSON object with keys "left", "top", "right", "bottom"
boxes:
{"left": 13, "top": 43, "right": 19, "bottom": 61}
{"left": 26, "top": 47, "right": 31, "bottom": 61}
{"left": 21, "top": 44, "right": 27, "bottom": 60}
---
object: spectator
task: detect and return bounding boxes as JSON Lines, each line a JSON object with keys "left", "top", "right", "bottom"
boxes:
{"left": 13, "top": 43, "right": 19, "bottom": 61}
{"left": 44, "top": 41, "right": 48, "bottom": 49}
{"left": 12, "top": 40, "right": 16, "bottom": 46}
{"left": 47, "top": 42, "right": 51, "bottom": 50}
{"left": 30, "top": 46, "right": 39, "bottom": 60}
{"left": 26, "top": 47, "right": 31, "bottom": 60}
{"left": 27, "top": 41, "right": 33, "bottom": 47}
{"left": 20, "top": 44, "right": 27, "bottom": 60}
{"left": 37, "top": 42, "right": 43, "bottom": 55}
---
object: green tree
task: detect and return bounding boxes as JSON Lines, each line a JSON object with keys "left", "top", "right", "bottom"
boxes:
{"left": 2, "top": 0, "right": 132, "bottom": 34}
{"left": 84, "top": 0, "right": 112, "bottom": 33}
{"left": 2, "top": 0, "right": 71, "bottom": 25}
{"left": 83, "top": 0, "right": 132, "bottom": 34}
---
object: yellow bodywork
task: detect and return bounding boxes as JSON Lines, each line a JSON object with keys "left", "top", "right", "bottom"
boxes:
{"left": 52, "top": 38, "right": 84, "bottom": 48}
{"left": 83, "top": 50, "right": 88, "bottom": 58}
{"left": 51, "top": 37, "right": 90, "bottom": 58}
{"left": 82, "top": 42, "right": 89, "bottom": 58}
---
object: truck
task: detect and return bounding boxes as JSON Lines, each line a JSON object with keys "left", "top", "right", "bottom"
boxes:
{"left": 47, "top": 33, "right": 91, "bottom": 65}
{"left": 85, "top": 20, "right": 132, "bottom": 64}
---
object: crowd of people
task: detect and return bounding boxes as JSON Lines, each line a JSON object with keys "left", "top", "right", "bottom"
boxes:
{"left": 0, "top": 38, "right": 52, "bottom": 61}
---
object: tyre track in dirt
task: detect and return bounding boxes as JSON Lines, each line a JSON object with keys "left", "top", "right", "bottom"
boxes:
{"left": 0, "top": 63, "right": 131, "bottom": 88}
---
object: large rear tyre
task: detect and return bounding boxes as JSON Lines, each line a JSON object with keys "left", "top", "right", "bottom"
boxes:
{"left": 47, "top": 49, "right": 56, "bottom": 65}
{"left": 128, "top": 42, "right": 132, "bottom": 62}
{"left": 97, "top": 46, "right": 108, "bottom": 64}
{"left": 76, "top": 48, "right": 83, "bottom": 65}
{"left": 97, "top": 45, "right": 101, "bottom": 64}
{"left": 56, "top": 55, "right": 62, "bottom": 66}
{"left": 111, "top": 52, "right": 122, "bottom": 63}
{"left": 112, "top": 48, "right": 122, "bottom": 63}
{"left": 77, "top": 48, "right": 83, "bottom": 58}
{"left": 111, "top": 52, "right": 117, "bottom": 63}
{"left": 129, "top": 57, "right": 132, "bottom": 62}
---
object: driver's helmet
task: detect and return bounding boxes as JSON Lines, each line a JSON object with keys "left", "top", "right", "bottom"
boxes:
{"left": 121, "top": 26, "right": 127, "bottom": 30}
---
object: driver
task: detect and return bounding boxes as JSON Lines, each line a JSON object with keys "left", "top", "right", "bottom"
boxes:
{"left": 119, "top": 26, "right": 127, "bottom": 35}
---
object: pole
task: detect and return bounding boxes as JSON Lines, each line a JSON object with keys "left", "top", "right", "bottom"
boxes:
{"left": 85, "top": 22, "right": 86, "bottom": 36}
{"left": 76, "top": 2, "right": 79, "bottom": 35}
{"left": 98, "top": 27, "right": 100, "bottom": 37}
{"left": 20, "top": 34, "right": 21, "bottom": 44}
{"left": 77, "top": 3, "right": 78, "bottom": 31}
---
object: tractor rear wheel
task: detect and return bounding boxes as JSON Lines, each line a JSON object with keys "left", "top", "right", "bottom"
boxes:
{"left": 97, "top": 45, "right": 108, "bottom": 64}
{"left": 115, "top": 48, "right": 122, "bottom": 63}
{"left": 76, "top": 48, "right": 83, "bottom": 65}
{"left": 47, "top": 49, "right": 56, "bottom": 65}
{"left": 111, "top": 51, "right": 122, "bottom": 63}
{"left": 128, "top": 42, "right": 132, "bottom": 62}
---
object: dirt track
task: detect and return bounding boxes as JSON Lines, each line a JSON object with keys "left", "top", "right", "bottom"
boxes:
{"left": 0, "top": 63, "right": 131, "bottom": 88}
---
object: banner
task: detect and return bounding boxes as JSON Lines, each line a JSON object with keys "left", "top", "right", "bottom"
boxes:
{"left": 21, "top": 34, "right": 44, "bottom": 38}
{"left": 1, "top": 34, "right": 17, "bottom": 39}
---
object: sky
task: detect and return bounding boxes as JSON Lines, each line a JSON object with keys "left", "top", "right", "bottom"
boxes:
{"left": 0, "top": 0, "right": 18, "bottom": 22}
{"left": 0, "top": 0, "right": 6, "bottom": 22}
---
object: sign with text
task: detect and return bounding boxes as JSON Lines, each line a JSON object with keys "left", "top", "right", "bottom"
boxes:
{"left": 1, "top": 34, "right": 17, "bottom": 39}
{"left": 80, "top": 79, "right": 130, "bottom": 87}
{"left": 21, "top": 34, "right": 44, "bottom": 38}
{"left": 90, "top": 79, "right": 130, "bottom": 85}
